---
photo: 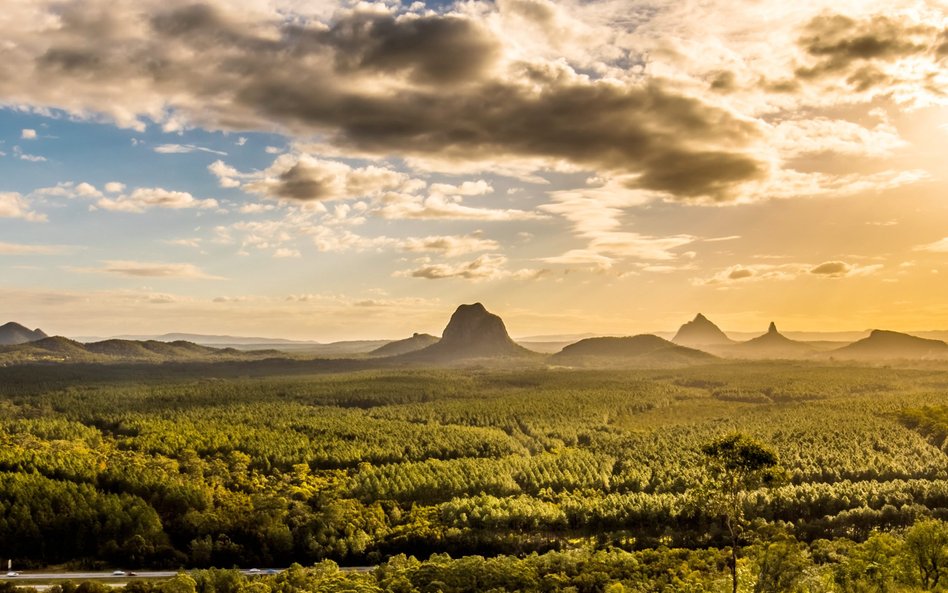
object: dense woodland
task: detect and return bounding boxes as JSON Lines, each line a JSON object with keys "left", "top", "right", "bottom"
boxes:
{"left": 0, "top": 361, "right": 946, "bottom": 591}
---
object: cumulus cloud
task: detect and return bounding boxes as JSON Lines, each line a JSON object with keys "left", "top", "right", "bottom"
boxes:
{"left": 34, "top": 181, "right": 215, "bottom": 212}
{"left": 21, "top": 129, "right": 37, "bottom": 140}
{"left": 0, "top": 192, "right": 46, "bottom": 222}
{"left": 212, "top": 154, "right": 411, "bottom": 202}
{"left": 772, "top": 117, "right": 907, "bottom": 158}
{"left": 796, "top": 14, "right": 941, "bottom": 83}
{"left": 213, "top": 153, "right": 540, "bottom": 220}
{"left": 0, "top": 1, "right": 769, "bottom": 203}
{"left": 96, "top": 188, "right": 218, "bottom": 212}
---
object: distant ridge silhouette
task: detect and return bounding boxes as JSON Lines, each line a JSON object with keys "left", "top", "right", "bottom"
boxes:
{"left": 672, "top": 313, "right": 734, "bottom": 347}
{"left": 830, "top": 329, "right": 948, "bottom": 360}
{"left": 0, "top": 336, "right": 282, "bottom": 363}
{"left": 730, "top": 322, "right": 815, "bottom": 359}
{"left": 0, "top": 322, "right": 48, "bottom": 346}
{"left": 370, "top": 333, "right": 440, "bottom": 357}
{"left": 552, "top": 334, "right": 713, "bottom": 366}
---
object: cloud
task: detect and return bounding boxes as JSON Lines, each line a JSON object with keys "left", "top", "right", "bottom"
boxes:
{"left": 21, "top": 129, "right": 37, "bottom": 140}
{"left": 13, "top": 146, "right": 46, "bottom": 162}
{"left": 165, "top": 239, "right": 202, "bottom": 249}
{"left": 213, "top": 154, "right": 411, "bottom": 202}
{"left": 697, "top": 260, "right": 882, "bottom": 285}
{"left": 809, "top": 260, "right": 881, "bottom": 277}
{"left": 377, "top": 191, "right": 539, "bottom": 221}
{"left": 0, "top": 1, "right": 767, "bottom": 203}
{"left": 396, "top": 254, "right": 544, "bottom": 281}
{"left": 796, "top": 14, "right": 939, "bottom": 83}
{"left": 36, "top": 181, "right": 103, "bottom": 199}
{"left": 540, "top": 249, "right": 615, "bottom": 269}
{"left": 96, "top": 188, "right": 218, "bottom": 213}
{"left": 0, "top": 192, "right": 46, "bottom": 222}
{"left": 319, "top": 11, "right": 502, "bottom": 84}
{"left": 397, "top": 234, "right": 499, "bottom": 257}
{"left": 772, "top": 117, "right": 907, "bottom": 158}
{"left": 154, "top": 143, "right": 228, "bottom": 156}
{"left": 0, "top": 241, "right": 67, "bottom": 255}
{"left": 99, "top": 260, "right": 222, "bottom": 279}
{"left": 542, "top": 178, "right": 696, "bottom": 263}
{"left": 213, "top": 153, "right": 540, "bottom": 220}
{"left": 790, "top": 12, "right": 948, "bottom": 104}
{"left": 809, "top": 261, "right": 850, "bottom": 276}
{"left": 273, "top": 248, "right": 301, "bottom": 258}
{"left": 916, "top": 238, "right": 948, "bottom": 253}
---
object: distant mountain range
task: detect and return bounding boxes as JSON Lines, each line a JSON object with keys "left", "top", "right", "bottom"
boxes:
{"left": 0, "top": 336, "right": 284, "bottom": 364}
{"left": 830, "top": 330, "right": 948, "bottom": 360}
{"left": 4, "top": 309, "right": 948, "bottom": 367}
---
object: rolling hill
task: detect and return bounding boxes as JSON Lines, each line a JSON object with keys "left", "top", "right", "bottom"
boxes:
{"left": 829, "top": 330, "right": 948, "bottom": 360}
{"left": 369, "top": 333, "right": 440, "bottom": 357}
{"left": 551, "top": 334, "right": 714, "bottom": 366}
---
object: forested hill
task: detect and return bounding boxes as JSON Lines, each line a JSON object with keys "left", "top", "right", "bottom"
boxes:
{"left": 0, "top": 336, "right": 285, "bottom": 364}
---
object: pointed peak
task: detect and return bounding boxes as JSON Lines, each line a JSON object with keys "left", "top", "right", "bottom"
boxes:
{"left": 768, "top": 322, "right": 778, "bottom": 334}
{"left": 694, "top": 313, "right": 708, "bottom": 322}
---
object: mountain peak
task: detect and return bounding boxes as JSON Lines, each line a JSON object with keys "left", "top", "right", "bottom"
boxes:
{"left": 0, "top": 322, "right": 48, "bottom": 346}
{"left": 672, "top": 313, "right": 733, "bottom": 347}
{"left": 768, "top": 321, "right": 778, "bottom": 334}
{"left": 408, "top": 303, "right": 532, "bottom": 361}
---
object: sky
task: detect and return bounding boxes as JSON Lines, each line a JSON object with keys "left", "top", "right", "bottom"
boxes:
{"left": 1, "top": 0, "right": 947, "bottom": 341}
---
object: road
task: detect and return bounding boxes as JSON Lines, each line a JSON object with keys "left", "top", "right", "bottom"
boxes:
{"left": 5, "top": 567, "right": 374, "bottom": 582}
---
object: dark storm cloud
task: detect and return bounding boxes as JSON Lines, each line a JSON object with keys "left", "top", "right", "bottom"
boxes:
{"left": 796, "top": 14, "right": 945, "bottom": 86}
{"left": 273, "top": 162, "right": 336, "bottom": 201}
{"left": 242, "top": 78, "right": 764, "bottom": 201}
{"left": 5, "top": 1, "right": 766, "bottom": 202}
{"left": 809, "top": 261, "right": 849, "bottom": 276}
{"left": 318, "top": 12, "right": 502, "bottom": 84}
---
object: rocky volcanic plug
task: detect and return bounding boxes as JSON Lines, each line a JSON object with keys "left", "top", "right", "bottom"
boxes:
{"left": 672, "top": 313, "right": 734, "bottom": 347}
{"left": 0, "top": 322, "right": 48, "bottom": 346}
{"left": 407, "top": 303, "right": 532, "bottom": 360}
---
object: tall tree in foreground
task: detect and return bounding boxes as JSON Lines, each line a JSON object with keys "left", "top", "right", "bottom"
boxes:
{"left": 701, "top": 433, "right": 781, "bottom": 593}
{"left": 903, "top": 518, "right": 948, "bottom": 591}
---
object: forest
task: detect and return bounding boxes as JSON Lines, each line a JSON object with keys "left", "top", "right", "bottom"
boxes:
{"left": 0, "top": 361, "right": 945, "bottom": 592}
